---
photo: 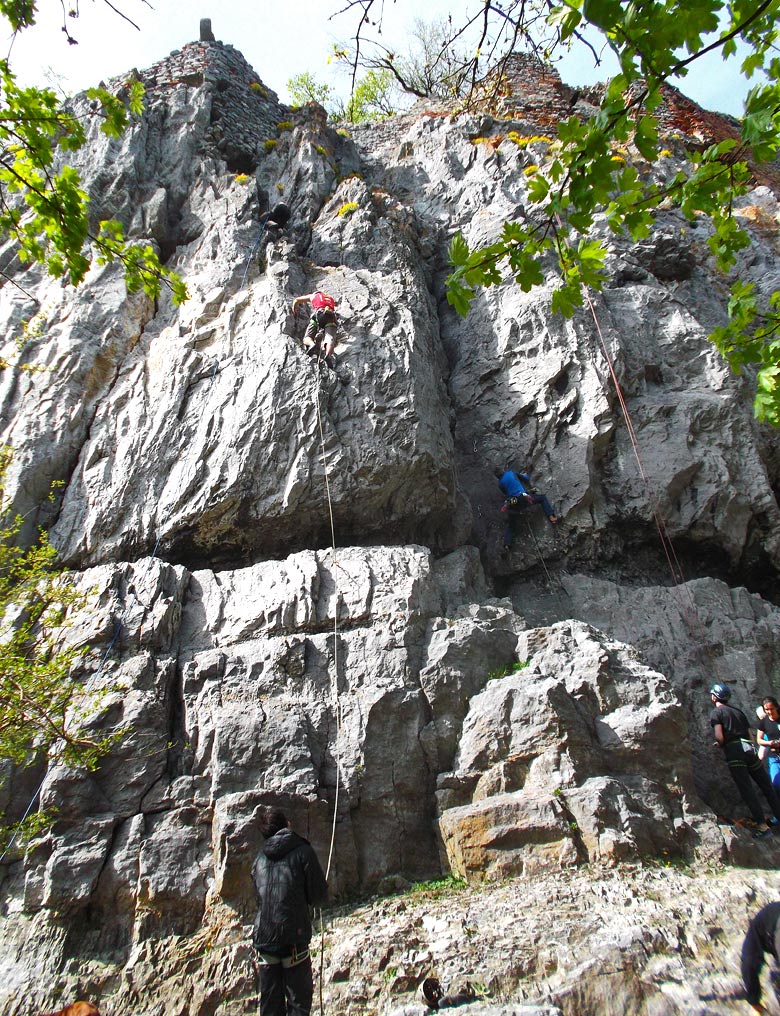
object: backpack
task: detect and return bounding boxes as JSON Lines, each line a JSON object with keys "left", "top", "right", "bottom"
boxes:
{"left": 311, "top": 291, "right": 335, "bottom": 312}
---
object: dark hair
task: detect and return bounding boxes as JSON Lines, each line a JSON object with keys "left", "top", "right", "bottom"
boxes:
{"left": 763, "top": 696, "right": 780, "bottom": 709}
{"left": 260, "top": 806, "right": 288, "bottom": 838}
{"left": 494, "top": 466, "right": 504, "bottom": 479}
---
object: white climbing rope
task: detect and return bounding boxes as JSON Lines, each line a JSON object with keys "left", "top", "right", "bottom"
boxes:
{"left": 311, "top": 363, "right": 346, "bottom": 1016}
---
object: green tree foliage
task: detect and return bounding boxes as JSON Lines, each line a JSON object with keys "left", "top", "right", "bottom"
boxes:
{"left": 287, "top": 66, "right": 395, "bottom": 123}
{"left": 447, "top": 0, "right": 780, "bottom": 424}
{"left": 0, "top": 450, "right": 116, "bottom": 850}
{"left": 345, "top": 69, "right": 396, "bottom": 122}
{"left": 0, "top": 0, "right": 157, "bottom": 849}
{"left": 288, "top": 70, "right": 341, "bottom": 111}
{"left": 0, "top": 3, "right": 187, "bottom": 304}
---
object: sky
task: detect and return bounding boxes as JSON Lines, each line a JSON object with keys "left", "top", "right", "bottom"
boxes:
{"left": 4, "top": 0, "right": 755, "bottom": 117}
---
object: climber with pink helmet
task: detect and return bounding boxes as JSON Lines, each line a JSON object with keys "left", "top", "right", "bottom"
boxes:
{"left": 292, "top": 290, "right": 339, "bottom": 368}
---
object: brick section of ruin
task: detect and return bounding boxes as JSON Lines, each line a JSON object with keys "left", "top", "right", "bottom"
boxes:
{"left": 475, "top": 52, "right": 586, "bottom": 126}
{"left": 117, "top": 40, "right": 290, "bottom": 172}
{"left": 472, "top": 52, "right": 780, "bottom": 193}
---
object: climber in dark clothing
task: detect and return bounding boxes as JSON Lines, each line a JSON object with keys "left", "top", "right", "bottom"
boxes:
{"left": 259, "top": 202, "right": 291, "bottom": 231}
{"left": 252, "top": 807, "right": 328, "bottom": 1016}
{"left": 709, "top": 683, "right": 780, "bottom": 839}
{"left": 252, "top": 201, "right": 291, "bottom": 272}
{"left": 495, "top": 467, "right": 558, "bottom": 549}
{"left": 741, "top": 902, "right": 780, "bottom": 1012}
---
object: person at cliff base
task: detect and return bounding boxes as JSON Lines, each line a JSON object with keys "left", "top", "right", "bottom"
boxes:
{"left": 252, "top": 806, "right": 328, "bottom": 1016}
{"left": 495, "top": 467, "right": 558, "bottom": 550}
{"left": 757, "top": 696, "right": 780, "bottom": 793}
{"left": 741, "top": 901, "right": 780, "bottom": 1013}
{"left": 709, "top": 683, "right": 780, "bottom": 838}
{"left": 292, "top": 291, "right": 339, "bottom": 367}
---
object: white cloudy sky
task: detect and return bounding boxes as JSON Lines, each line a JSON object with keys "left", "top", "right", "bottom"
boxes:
{"left": 4, "top": 0, "right": 753, "bottom": 117}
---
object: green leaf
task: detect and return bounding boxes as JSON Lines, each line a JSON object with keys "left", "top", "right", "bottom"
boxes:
{"left": 633, "top": 115, "right": 659, "bottom": 161}
{"left": 582, "top": 0, "right": 622, "bottom": 31}
{"left": 445, "top": 273, "right": 474, "bottom": 317}
{"left": 449, "top": 231, "right": 470, "bottom": 267}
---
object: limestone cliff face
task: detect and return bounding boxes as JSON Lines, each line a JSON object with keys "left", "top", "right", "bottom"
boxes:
{"left": 1, "top": 38, "right": 780, "bottom": 1016}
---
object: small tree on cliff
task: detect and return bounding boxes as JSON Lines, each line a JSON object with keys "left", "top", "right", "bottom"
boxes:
{"left": 0, "top": 1, "right": 187, "bottom": 304}
{"left": 341, "top": 0, "right": 780, "bottom": 426}
{"left": 288, "top": 71, "right": 343, "bottom": 113}
{"left": 288, "top": 67, "right": 396, "bottom": 122}
{"left": 0, "top": 451, "right": 118, "bottom": 852}
{"left": 340, "top": 17, "right": 475, "bottom": 102}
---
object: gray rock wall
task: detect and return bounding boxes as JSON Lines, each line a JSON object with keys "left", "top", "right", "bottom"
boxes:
{"left": 1, "top": 36, "right": 780, "bottom": 1016}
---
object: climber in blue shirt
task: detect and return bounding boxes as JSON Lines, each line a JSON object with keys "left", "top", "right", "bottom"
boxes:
{"left": 495, "top": 467, "right": 558, "bottom": 549}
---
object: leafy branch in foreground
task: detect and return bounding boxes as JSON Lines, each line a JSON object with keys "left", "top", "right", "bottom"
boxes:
{"left": 437, "top": 0, "right": 780, "bottom": 425}
{"left": 0, "top": 58, "right": 187, "bottom": 304}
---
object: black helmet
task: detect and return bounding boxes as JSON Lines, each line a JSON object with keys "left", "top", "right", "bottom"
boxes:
{"left": 710, "top": 683, "right": 731, "bottom": 702}
{"left": 268, "top": 202, "right": 291, "bottom": 226}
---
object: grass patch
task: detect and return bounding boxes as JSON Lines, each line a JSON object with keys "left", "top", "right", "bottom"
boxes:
{"left": 409, "top": 874, "right": 467, "bottom": 898}
{"left": 487, "top": 660, "right": 530, "bottom": 681}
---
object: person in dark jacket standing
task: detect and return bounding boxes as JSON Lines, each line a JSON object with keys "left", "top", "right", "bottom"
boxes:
{"left": 741, "top": 901, "right": 780, "bottom": 1012}
{"left": 252, "top": 807, "right": 328, "bottom": 1016}
{"left": 709, "top": 683, "right": 780, "bottom": 838}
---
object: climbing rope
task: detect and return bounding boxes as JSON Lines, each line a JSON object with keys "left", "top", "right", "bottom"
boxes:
{"left": 521, "top": 512, "right": 569, "bottom": 615}
{"left": 240, "top": 219, "right": 269, "bottom": 289}
{"left": 583, "top": 288, "right": 725, "bottom": 678}
{"left": 311, "top": 364, "right": 345, "bottom": 1016}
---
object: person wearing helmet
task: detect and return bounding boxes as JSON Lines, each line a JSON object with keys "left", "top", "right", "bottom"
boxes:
{"left": 709, "top": 683, "right": 780, "bottom": 838}
{"left": 292, "top": 291, "right": 339, "bottom": 367}
{"left": 259, "top": 202, "right": 291, "bottom": 230}
{"left": 253, "top": 201, "right": 292, "bottom": 272}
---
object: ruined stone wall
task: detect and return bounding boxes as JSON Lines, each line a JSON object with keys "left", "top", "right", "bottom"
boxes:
{"left": 130, "top": 39, "right": 289, "bottom": 170}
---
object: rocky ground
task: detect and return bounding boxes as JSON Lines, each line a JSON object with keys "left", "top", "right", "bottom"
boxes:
{"left": 56, "top": 853, "right": 778, "bottom": 1016}
{"left": 322, "top": 857, "right": 778, "bottom": 1016}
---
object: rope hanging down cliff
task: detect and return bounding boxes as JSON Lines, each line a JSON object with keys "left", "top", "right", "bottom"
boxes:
{"left": 583, "top": 288, "right": 725, "bottom": 680}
